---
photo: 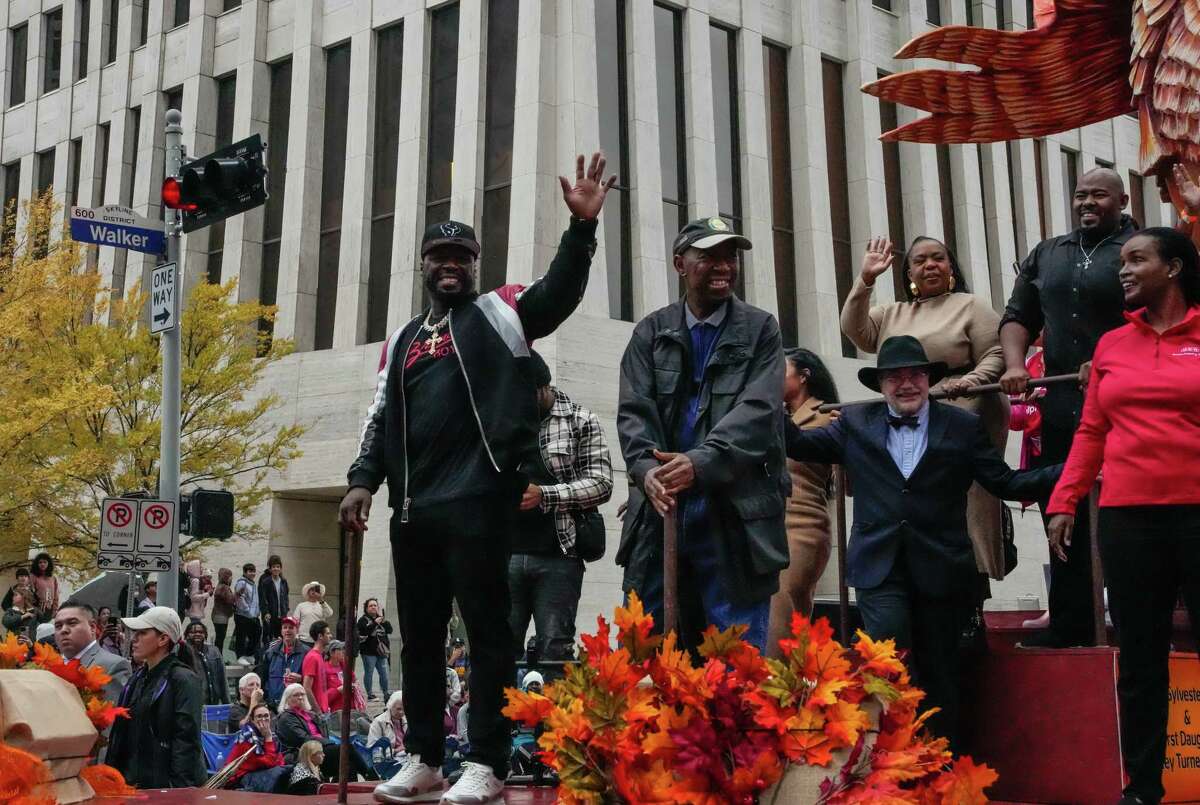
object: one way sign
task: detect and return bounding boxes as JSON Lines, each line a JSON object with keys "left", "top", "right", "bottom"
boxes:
{"left": 150, "top": 262, "right": 177, "bottom": 334}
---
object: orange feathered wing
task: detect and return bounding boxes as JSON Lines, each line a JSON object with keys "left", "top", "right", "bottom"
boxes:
{"left": 1133, "top": 0, "right": 1200, "bottom": 170}
{"left": 863, "top": 0, "right": 1133, "bottom": 144}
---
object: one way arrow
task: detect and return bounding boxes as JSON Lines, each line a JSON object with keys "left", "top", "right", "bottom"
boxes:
{"left": 153, "top": 308, "right": 171, "bottom": 326}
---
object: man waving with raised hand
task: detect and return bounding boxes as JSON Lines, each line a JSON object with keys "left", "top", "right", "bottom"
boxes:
{"left": 341, "top": 152, "right": 615, "bottom": 805}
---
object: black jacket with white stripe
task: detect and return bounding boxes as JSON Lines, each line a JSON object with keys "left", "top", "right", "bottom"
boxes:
{"left": 347, "top": 218, "right": 598, "bottom": 516}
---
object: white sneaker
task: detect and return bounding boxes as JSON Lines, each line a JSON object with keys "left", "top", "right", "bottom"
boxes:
{"left": 442, "top": 762, "right": 504, "bottom": 804}
{"left": 373, "top": 754, "right": 445, "bottom": 803}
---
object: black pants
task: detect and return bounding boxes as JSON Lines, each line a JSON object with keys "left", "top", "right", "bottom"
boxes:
{"left": 1037, "top": 422, "right": 1097, "bottom": 646}
{"left": 392, "top": 497, "right": 514, "bottom": 775}
{"left": 855, "top": 559, "right": 974, "bottom": 750}
{"left": 214, "top": 621, "right": 229, "bottom": 653}
{"left": 233, "top": 614, "right": 261, "bottom": 658}
{"left": 262, "top": 613, "right": 283, "bottom": 643}
{"left": 508, "top": 553, "right": 584, "bottom": 661}
{"left": 1100, "top": 505, "right": 1200, "bottom": 805}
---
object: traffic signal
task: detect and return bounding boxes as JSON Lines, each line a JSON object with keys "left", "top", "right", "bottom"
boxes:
{"left": 180, "top": 489, "right": 235, "bottom": 540}
{"left": 162, "top": 134, "right": 267, "bottom": 233}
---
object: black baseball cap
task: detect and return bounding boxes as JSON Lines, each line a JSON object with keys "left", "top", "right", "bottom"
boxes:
{"left": 671, "top": 216, "right": 752, "bottom": 255}
{"left": 422, "top": 220, "right": 480, "bottom": 257}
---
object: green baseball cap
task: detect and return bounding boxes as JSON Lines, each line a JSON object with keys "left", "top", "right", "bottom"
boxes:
{"left": 671, "top": 216, "right": 753, "bottom": 255}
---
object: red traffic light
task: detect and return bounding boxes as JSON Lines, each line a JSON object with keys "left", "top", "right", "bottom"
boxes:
{"left": 162, "top": 176, "right": 197, "bottom": 211}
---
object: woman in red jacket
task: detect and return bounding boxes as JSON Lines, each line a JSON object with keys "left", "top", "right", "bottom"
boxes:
{"left": 225, "top": 704, "right": 290, "bottom": 792}
{"left": 1047, "top": 226, "right": 1200, "bottom": 805}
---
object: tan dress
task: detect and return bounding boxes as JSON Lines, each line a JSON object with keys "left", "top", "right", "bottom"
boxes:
{"left": 840, "top": 277, "right": 1011, "bottom": 580}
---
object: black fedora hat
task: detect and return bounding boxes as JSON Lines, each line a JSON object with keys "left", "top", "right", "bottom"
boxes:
{"left": 857, "top": 335, "right": 948, "bottom": 392}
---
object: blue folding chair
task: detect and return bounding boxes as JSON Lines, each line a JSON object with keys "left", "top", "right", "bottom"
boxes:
{"left": 201, "top": 731, "right": 239, "bottom": 774}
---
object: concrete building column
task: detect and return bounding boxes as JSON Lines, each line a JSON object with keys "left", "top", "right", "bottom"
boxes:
{"left": 896, "top": 0, "right": 945, "bottom": 249}
{"left": 333, "top": 19, "right": 376, "bottom": 348}
{"left": 626, "top": 0, "right": 670, "bottom": 319}
{"left": 273, "top": 0, "right": 326, "bottom": 351}
{"left": 735, "top": 3, "right": 778, "bottom": 315}
{"left": 387, "top": 10, "right": 429, "bottom": 327}
{"left": 787, "top": 5, "right": 842, "bottom": 356}
{"left": 221, "top": 0, "right": 270, "bottom": 306}
{"left": 449, "top": 0, "right": 484, "bottom": 225}
{"left": 177, "top": 3, "right": 218, "bottom": 295}
{"left": 681, "top": 5, "right": 718, "bottom": 220}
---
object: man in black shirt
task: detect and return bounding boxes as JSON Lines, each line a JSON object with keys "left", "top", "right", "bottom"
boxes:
{"left": 999, "top": 167, "right": 1135, "bottom": 648}
{"left": 340, "top": 152, "right": 614, "bottom": 804}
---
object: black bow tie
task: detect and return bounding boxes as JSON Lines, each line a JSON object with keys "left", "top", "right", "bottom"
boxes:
{"left": 888, "top": 415, "right": 920, "bottom": 429}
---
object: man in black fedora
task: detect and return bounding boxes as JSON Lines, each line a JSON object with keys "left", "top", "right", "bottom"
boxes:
{"left": 783, "top": 335, "right": 1062, "bottom": 748}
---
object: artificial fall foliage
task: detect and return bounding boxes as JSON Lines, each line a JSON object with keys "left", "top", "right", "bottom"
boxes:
{"left": 503, "top": 593, "right": 997, "bottom": 804}
{"left": 0, "top": 632, "right": 134, "bottom": 797}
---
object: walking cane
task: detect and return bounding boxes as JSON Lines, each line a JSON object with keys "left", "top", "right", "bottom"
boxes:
{"left": 663, "top": 509, "right": 679, "bottom": 636}
{"left": 1088, "top": 487, "right": 1107, "bottom": 647}
{"left": 338, "top": 526, "right": 364, "bottom": 804}
{"left": 817, "top": 373, "right": 1081, "bottom": 412}
{"left": 834, "top": 468, "right": 851, "bottom": 646}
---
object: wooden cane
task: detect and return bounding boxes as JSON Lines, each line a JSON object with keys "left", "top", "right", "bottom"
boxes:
{"left": 818, "top": 373, "right": 1080, "bottom": 413}
{"left": 1088, "top": 487, "right": 1107, "bottom": 647}
{"left": 663, "top": 508, "right": 679, "bottom": 637}
{"left": 338, "top": 527, "right": 364, "bottom": 804}
{"left": 834, "top": 468, "right": 851, "bottom": 646}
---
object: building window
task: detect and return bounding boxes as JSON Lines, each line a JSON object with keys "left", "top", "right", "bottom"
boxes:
{"left": 36, "top": 149, "right": 56, "bottom": 197}
{"left": 879, "top": 88, "right": 907, "bottom": 301}
{"left": 77, "top": 0, "right": 90, "bottom": 81}
{"left": 997, "top": 0, "right": 1009, "bottom": 29}
{"left": 936, "top": 144, "right": 958, "bottom": 258}
{"left": 136, "top": 0, "right": 147, "bottom": 47}
{"left": 173, "top": 0, "right": 189, "bottom": 28}
{"left": 44, "top": 9, "right": 64, "bottom": 94}
{"left": 68, "top": 138, "right": 82, "bottom": 209}
{"left": 872, "top": 0, "right": 893, "bottom": 9}
{"left": 977, "top": 148, "right": 1001, "bottom": 308}
{"left": 1061, "top": 147, "right": 1078, "bottom": 227}
{"left": 259, "top": 58, "right": 291, "bottom": 347}
{"left": 10, "top": 25, "right": 28, "bottom": 107}
{"left": 1033, "top": 139, "right": 1047, "bottom": 240}
{"left": 223, "top": 0, "right": 241, "bottom": 10}
{"left": 822, "top": 58, "right": 855, "bottom": 358}
{"left": 1026, "top": 0, "right": 1035, "bottom": 27}
{"left": 366, "top": 24, "right": 403, "bottom": 343}
{"left": 314, "top": 42, "right": 352, "bottom": 351}
{"left": 764, "top": 43, "right": 796, "bottom": 346}
{"left": 596, "top": 0, "right": 632, "bottom": 322}
{"left": 164, "top": 86, "right": 183, "bottom": 113}
{"left": 479, "top": 0, "right": 519, "bottom": 293}
{"left": 711, "top": 24, "right": 743, "bottom": 296}
{"left": 2, "top": 162, "right": 21, "bottom": 250}
{"left": 655, "top": 4, "right": 687, "bottom": 271}
{"left": 424, "top": 4, "right": 459, "bottom": 235}
{"left": 95, "top": 123, "right": 110, "bottom": 205}
{"left": 125, "top": 107, "right": 141, "bottom": 208}
{"left": 964, "top": 0, "right": 975, "bottom": 26}
{"left": 1129, "top": 171, "right": 1146, "bottom": 227}
{"left": 927, "top": 0, "right": 942, "bottom": 24}
{"left": 105, "top": 0, "right": 118, "bottom": 63}
{"left": 206, "top": 76, "right": 236, "bottom": 284}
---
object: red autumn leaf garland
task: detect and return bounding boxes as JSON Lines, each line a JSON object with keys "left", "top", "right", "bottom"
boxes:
{"left": 502, "top": 594, "right": 997, "bottom": 803}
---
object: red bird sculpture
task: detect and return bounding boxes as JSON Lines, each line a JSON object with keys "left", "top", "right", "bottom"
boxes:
{"left": 863, "top": 0, "right": 1200, "bottom": 220}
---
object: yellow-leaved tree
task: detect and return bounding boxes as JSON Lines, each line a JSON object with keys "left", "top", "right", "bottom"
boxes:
{"left": 0, "top": 192, "right": 305, "bottom": 573}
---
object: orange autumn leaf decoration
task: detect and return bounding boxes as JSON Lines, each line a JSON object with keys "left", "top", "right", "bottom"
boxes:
{"left": 0, "top": 742, "right": 54, "bottom": 805}
{"left": 79, "top": 764, "right": 136, "bottom": 797}
{"left": 0, "top": 632, "right": 30, "bottom": 666}
{"left": 505, "top": 602, "right": 997, "bottom": 803}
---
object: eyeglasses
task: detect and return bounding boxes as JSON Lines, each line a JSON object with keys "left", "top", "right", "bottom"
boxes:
{"left": 878, "top": 368, "right": 929, "bottom": 384}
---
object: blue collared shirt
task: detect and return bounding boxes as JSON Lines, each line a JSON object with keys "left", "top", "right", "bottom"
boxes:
{"left": 678, "top": 301, "right": 728, "bottom": 539}
{"left": 885, "top": 401, "right": 930, "bottom": 479}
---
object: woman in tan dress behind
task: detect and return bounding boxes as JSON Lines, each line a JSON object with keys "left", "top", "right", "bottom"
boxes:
{"left": 767, "top": 348, "right": 840, "bottom": 657}
{"left": 840, "top": 236, "right": 1011, "bottom": 585}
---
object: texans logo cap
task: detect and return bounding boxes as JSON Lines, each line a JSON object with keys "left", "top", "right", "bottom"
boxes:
{"left": 421, "top": 220, "right": 481, "bottom": 257}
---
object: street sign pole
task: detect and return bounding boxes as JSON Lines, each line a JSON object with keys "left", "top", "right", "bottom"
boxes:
{"left": 158, "top": 108, "right": 184, "bottom": 610}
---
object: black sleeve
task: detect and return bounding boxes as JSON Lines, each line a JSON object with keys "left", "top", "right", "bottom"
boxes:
{"left": 170, "top": 670, "right": 206, "bottom": 786}
{"left": 216, "top": 654, "right": 230, "bottom": 705}
{"left": 2, "top": 588, "right": 12, "bottom": 611}
{"left": 357, "top": 616, "right": 372, "bottom": 638}
{"left": 275, "top": 712, "right": 307, "bottom": 751}
{"left": 514, "top": 218, "right": 599, "bottom": 341}
{"left": 969, "top": 418, "right": 1063, "bottom": 500}
{"left": 347, "top": 342, "right": 393, "bottom": 492}
{"left": 383, "top": 620, "right": 393, "bottom": 635}
{"left": 784, "top": 416, "right": 847, "bottom": 465}
{"left": 999, "top": 247, "right": 1044, "bottom": 335}
{"left": 617, "top": 318, "right": 672, "bottom": 491}
{"left": 686, "top": 317, "right": 787, "bottom": 490}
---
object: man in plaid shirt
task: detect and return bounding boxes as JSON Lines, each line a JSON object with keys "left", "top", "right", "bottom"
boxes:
{"left": 509, "top": 350, "right": 613, "bottom": 661}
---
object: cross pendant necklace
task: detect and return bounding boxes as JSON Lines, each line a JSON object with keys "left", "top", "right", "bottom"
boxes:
{"left": 427, "top": 332, "right": 441, "bottom": 355}
{"left": 1078, "top": 231, "right": 1115, "bottom": 271}
{"left": 422, "top": 311, "right": 449, "bottom": 355}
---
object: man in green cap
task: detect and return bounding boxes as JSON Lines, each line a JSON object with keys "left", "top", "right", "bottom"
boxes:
{"left": 616, "top": 216, "right": 789, "bottom": 653}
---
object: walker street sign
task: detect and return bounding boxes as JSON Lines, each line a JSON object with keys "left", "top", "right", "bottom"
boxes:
{"left": 69, "top": 205, "right": 166, "bottom": 255}
{"left": 150, "top": 262, "right": 177, "bottom": 334}
{"left": 97, "top": 496, "right": 177, "bottom": 573}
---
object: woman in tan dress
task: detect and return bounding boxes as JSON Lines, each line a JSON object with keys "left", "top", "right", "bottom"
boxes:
{"left": 767, "top": 348, "right": 840, "bottom": 658}
{"left": 840, "top": 236, "right": 1010, "bottom": 583}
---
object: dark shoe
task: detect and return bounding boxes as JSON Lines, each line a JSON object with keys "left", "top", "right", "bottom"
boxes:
{"left": 1116, "top": 796, "right": 1146, "bottom": 805}
{"left": 1015, "top": 629, "right": 1092, "bottom": 649}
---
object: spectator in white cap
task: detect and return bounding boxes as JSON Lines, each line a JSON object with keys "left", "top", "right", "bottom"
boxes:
{"left": 106, "top": 606, "right": 206, "bottom": 789}
{"left": 520, "top": 670, "right": 544, "bottom": 693}
{"left": 293, "top": 581, "right": 333, "bottom": 646}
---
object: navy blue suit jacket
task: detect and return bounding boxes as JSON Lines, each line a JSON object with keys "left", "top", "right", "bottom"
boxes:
{"left": 785, "top": 400, "right": 1061, "bottom": 597}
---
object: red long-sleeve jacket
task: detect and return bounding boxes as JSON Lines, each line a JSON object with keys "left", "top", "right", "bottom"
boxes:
{"left": 1047, "top": 306, "right": 1200, "bottom": 515}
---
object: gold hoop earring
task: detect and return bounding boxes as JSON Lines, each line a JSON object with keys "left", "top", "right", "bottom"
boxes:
{"left": 909, "top": 282, "right": 918, "bottom": 296}
{"left": 948, "top": 275, "right": 957, "bottom": 291}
